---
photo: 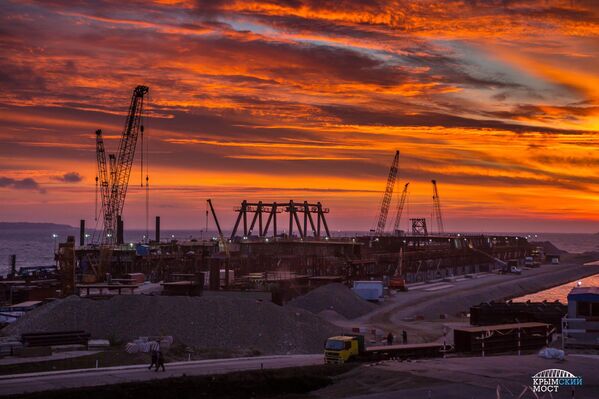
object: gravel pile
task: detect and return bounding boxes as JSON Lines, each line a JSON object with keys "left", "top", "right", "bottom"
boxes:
{"left": 3, "top": 295, "right": 339, "bottom": 355}
{"left": 287, "top": 283, "right": 377, "bottom": 319}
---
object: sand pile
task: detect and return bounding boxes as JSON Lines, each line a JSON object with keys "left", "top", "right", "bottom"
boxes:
{"left": 287, "top": 283, "right": 377, "bottom": 319}
{"left": 3, "top": 295, "right": 339, "bottom": 354}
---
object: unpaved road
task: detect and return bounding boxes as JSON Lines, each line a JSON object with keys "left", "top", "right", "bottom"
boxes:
{"left": 327, "top": 257, "right": 599, "bottom": 343}
{"left": 0, "top": 354, "right": 323, "bottom": 396}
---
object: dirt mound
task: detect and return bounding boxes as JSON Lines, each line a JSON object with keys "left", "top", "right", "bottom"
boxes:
{"left": 287, "top": 283, "right": 377, "bottom": 319}
{"left": 3, "top": 295, "right": 339, "bottom": 355}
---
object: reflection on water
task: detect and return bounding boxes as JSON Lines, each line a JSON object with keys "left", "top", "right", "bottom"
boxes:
{"left": 513, "top": 273, "right": 599, "bottom": 303}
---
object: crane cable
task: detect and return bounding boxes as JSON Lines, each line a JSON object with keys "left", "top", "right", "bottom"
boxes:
{"left": 144, "top": 91, "right": 150, "bottom": 243}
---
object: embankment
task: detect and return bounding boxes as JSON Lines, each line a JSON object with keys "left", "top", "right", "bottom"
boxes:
{"left": 400, "top": 259, "right": 599, "bottom": 320}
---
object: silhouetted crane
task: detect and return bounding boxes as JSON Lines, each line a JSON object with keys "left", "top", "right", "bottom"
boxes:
{"left": 96, "top": 85, "right": 149, "bottom": 243}
{"left": 392, "top": 182, "right": 409, "bottom": 233}
{"left": 431, "top": 179, "right": 445, "bottom": 234}
{"left": 375, "top": 151, "right": 399, "bottom": 235}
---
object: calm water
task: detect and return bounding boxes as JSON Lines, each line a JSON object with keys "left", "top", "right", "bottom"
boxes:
{"left": 523, "top": 232, "right": 599, "bottom": 254}
{"left": 0, "top": 224, "right": 216, "bottom": 274}
{"left": 513, "top": 273, "right": 599, "bottom": 303}
{"left": 2, "top": 225, "right": 599, "bottom": 280}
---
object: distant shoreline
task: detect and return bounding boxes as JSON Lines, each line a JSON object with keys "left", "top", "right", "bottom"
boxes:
{"left": 0, "top": 222, "right": 76, "bottom": 230}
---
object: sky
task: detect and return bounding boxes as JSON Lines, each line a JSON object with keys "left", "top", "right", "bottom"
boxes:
{"left": 1, "top": 0, "right": 599, "bottom": 233}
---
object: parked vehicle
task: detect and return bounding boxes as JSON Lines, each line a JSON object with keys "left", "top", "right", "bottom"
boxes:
{"left": 352, "top": 280, "right": 384, "bottom": 301}
{"left": 324, "top": 335, "right": 442, "bottom": 364}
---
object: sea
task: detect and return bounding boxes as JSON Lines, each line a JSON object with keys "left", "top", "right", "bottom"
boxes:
{"left": 1, "top": 225, "right": 599, "bottom": 302}
{"left": 513, "top": 273, "right": 599, "bottom": 303}
{"left": 0, "top": 223, "right": 218, "bottom": 274}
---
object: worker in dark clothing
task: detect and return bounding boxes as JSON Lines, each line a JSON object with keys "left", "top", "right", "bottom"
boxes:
{"left": 148, "top": 349, "right": 157, "bottom": 370}
{"left": 402, "top": 330, "right": 408, "bottom": 344}
{"left": 155, "top": 349, "right": 166, "bottom": 372}
{"left": 386, "top": 332, "right": 394, "bottom": 345}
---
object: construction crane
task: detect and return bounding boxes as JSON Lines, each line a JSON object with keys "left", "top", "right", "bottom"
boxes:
{"left": 207, "top": 199, "right": 231, "bottom": 287}
{"left": 207, "top": 199, "right": 230, "bottom": 257}
{"left": 374, "top": 151, "right": 399, "bottom": 235}
{"left": 431, "top": 179, "right": 445, "bottom": 234}
{"left": 392, "top": 182, "right": 409, "bottom": 233}
{"left": 96, "top": 85, "right": 149, "bottom": 243}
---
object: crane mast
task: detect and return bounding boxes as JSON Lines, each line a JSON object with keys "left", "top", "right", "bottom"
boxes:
{"left": 392, "top": 182, "right": 409, "bottom": 233}
{"left": 375, "top": 151, "right": 399, "bottom": 235}
{"left": 96, "top": 85, "right": 149, "bottom": 243}
{"left": 431, "top": 179, "right": 445, "bottom": 234}
{"left": 95, "top": 130, "right": 110, "bottom": 233}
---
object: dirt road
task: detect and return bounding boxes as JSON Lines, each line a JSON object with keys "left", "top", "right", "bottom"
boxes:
{"left": 0, "top": 354, "right": 323, "bottom": 396}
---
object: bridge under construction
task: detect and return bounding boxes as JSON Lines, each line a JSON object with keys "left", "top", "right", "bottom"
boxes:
{"left": 0, "top": 86, "right": 533, "bottom": 305}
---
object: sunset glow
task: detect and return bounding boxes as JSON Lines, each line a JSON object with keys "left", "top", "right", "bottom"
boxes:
{"left": 1, "top": 0, "right": 599, "bottom": 232}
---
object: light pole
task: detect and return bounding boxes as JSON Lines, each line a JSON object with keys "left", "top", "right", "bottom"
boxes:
{"left": 51, "top": 233, "right": 58, "bottom": 252}
{"left": 52, "top": 233, "right": 58, "bottom": 267}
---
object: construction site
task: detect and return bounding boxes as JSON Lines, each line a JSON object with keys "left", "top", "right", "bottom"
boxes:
{"left": 0, "top": 86, "right": 532, "bottom": 306}
{"left": 3, "top": 86, "right": 599, "bottom": 399}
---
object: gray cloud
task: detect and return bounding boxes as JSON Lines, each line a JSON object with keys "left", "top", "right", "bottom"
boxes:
{"left": 53, "top": 172, "right": 83, "bottom": 183}
{"left": 0, "top": 177, "right": 45, "bottom": 193}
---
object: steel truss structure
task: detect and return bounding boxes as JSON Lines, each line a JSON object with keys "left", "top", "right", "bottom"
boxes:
{"left": 230, "top": 200, "right": 331, "bottom": 239}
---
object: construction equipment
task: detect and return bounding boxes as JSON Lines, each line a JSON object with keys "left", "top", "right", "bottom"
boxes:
{"left": 410, "top": 218, "right": 428, "bottom": 235}
{"left": 431, "top": 179, "right": 445, "bottom": 234}
{"left": 374, "top": 151, "right": 399, "bottom": 235}
{"left": 96, "top": 85, "right": 149, "bottom": 244}
{"left": 324, "top": 335, "right": 443, "bottom": 364}
{"left": 207, "top": 199, "right": 229, "bottom": 258}
{"left": 207, "top": 199, "right": 231, "bottom": 287}
{"left": 389, "top": 247, "right": 407, "bottom": 291}
{"left": 392, "top": 182, "right": 409, "bottom": 234}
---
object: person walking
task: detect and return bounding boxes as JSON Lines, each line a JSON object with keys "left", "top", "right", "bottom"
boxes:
{"left": 148, "top": 349, "right": 157, "bottom": 370}
{"left": 386, "top": 332, "right": 394, "bottom": 346}
{"left": 155, "top": 349, "right": 166, "bottom": 372}
{"left": 402, "top": 330, "right": 408, "bottom": 344}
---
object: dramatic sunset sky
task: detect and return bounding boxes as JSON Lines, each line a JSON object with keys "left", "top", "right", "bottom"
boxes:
{"left": 1, "top": 0, "right": 599, "bottom": 233}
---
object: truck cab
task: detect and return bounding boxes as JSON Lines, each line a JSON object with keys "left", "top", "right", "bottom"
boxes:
{"left": 524, "top": 256, "right": 534, "bottom": 267}
{"left": 324, "top": 335, "right": 362, "bottom": 364}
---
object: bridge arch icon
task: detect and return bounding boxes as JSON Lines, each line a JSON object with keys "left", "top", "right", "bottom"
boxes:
{"left": 533, "top": 369, "right": 576, "bottom": 379}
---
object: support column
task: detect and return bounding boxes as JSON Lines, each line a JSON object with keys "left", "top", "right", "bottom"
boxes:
{"left": 155, "top": 216, "right": 161, "bottom": 242}
{"left": 79, "top": 219, "right": 85, "bottom": 247}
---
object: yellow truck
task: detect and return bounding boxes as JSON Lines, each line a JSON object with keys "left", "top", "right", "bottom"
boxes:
{"left": 324, "top": 334, "right": 444, "bottom": 364}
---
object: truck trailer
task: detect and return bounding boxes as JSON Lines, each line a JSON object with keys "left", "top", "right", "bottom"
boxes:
{"left": 324, "top": 335, "right": 444, "bottom": 364}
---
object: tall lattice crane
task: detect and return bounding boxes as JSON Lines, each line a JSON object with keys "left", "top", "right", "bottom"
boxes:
{"left": 374, "top": 150, "right": 399, "bottom": 235}
{"left": 96, "top": 85, "right": 149, "bottom": 243}
{"left": 431, "top": 179, "right": 445, "bottom": 234}
{"left": 392, "top": 182, "right": 409, "bottom": 233}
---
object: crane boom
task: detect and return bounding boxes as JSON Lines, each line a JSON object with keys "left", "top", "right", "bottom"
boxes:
{"left": 97, "top": 85, "right": 149, "bottom": 243}
{"left": 207, "top": 199, "right": 230, "bottom": 282}
{"left": 392, "top": 182, "right": 409, "bottom": 233}
{"left": 431, "top": 179, "right": 445, "bottom": 234}
{"left": 375, "top": 150, "right": 399, "bottom": 235}
{"left": 111, "top": 85, "right": 149, "bottom": 221}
